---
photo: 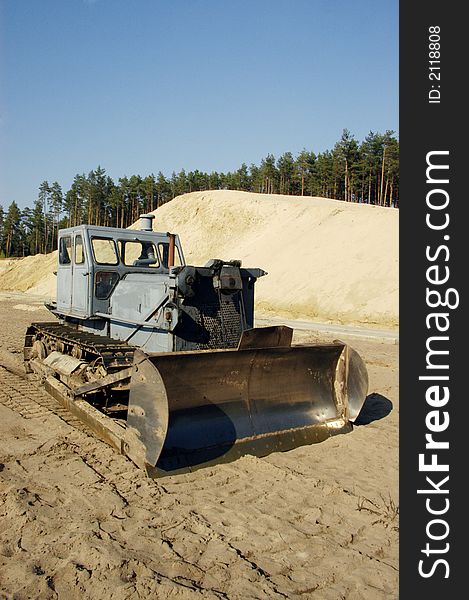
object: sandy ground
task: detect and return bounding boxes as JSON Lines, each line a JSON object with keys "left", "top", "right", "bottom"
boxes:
{"left": 0, "top": 292, "right": 398, "bottom": 599}
{"left": 0, "top": 190, "right": 398, "bottom": 328}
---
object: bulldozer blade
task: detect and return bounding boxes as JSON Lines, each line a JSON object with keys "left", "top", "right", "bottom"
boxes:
{"left": 127, "top": 337, "right": 368, "bottom": 476}
{"left": 237, "top": 325, "right": 293, "bottom": 349}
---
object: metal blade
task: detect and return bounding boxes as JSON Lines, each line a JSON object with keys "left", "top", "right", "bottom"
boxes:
{"left": 127, "top": 341, "right": 368, "bottom": 476}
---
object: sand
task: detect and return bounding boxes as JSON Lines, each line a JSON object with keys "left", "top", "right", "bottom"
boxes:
{"left": 0, "top": 191, "right": 399, "bottom": 597}
{"left": 0, "top": 253, "right": 57, "bottom": 299}
{"left": 0, "top": 293, "right": 398, "bottom": 599}
{"left": 0, "top": 190, "right": 398, "bottom": 328}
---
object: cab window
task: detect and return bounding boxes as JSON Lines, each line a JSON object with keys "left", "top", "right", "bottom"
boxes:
{"left": 95, "top": 271, "right": 120, "bottom": 299}
{"left": 120, "top": 240, "right": 160, "bottom": 267}
{"left": 59, "top": 237, "right": 72, "bottom": 265}
{"left": 158, "top": 242, "right": 183, "bottom": 268}
{"left": 74, "top": 235, "right": 85, "bottom": 264}
{"left": 91, "top": 237, "right": 119, "bottom": 265}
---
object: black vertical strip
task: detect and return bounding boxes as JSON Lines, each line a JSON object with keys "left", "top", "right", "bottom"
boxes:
{"left": 400, "top": 1, "right": 465, "bottom": 596}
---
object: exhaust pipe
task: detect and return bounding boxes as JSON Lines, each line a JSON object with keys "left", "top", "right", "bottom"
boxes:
{"left": 168, "top": 233, "right": 176, "bottom": 267}
{"left": 140, "top": 214, "right": 155, "bottom": 231}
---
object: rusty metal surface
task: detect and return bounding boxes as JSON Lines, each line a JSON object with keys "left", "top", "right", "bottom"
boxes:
{"left": 237, "top": 325, "right": 293, "bottom": 349}
{"left": 27, "top": 359, "right": 150, "bottom": 471}
{"left": 168, "top": 233, "right": 176, "bottom": 267}
{"left": 43, "top": 351, "right": 85, "bottom": 376}
{"left": 127, "top": 350, "right": 169, "bottom": 468}
{"left": 127, "top": 341, "right": 368, "bottom": 475}
{"left": 43, "top": 376, "right": 133, "bottom": 457}
{"left": 71, "top": 367, "right": 133, "bottom": 397}
{"left": 346, "top": 346, "right": 369, "bottom": 421}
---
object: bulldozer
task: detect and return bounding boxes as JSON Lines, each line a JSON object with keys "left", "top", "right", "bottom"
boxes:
{"left": 24, "top": 214, "right": 368, "bottom": 476}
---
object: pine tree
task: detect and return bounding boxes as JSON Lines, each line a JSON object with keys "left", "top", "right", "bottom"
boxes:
{"left": 208, "top": 171, "right": 222, "bottom": 191}
{"left": 156, "top": 172, "right": 172, "bottom": 206}
{"left": 296, "top": 150, "right": 316, "bottom": 196}
{"left": 277, "top": 152, "right": 295, "bottom": 195}
{"left": 235, "top": 163, "right": 250, "bottom": 191}
{"left": 38, "top": 181, "right": 51, "bottom": 252}
{"left": 333, "top": 129, "right": 360, "bottom": 201}
{"left": 0, "top": 204, "right": 4, "bottom": 256}
{"left": 29, "top": 199, "right": 45, "bottom": 254}
{"left": 260, "top": 154, "right": 278, "bottom": 194}
{"left": 142, "top": 174, "right": 157, "bottom": 213}
{"left": 50, "top": 181, "right": 63, "bottom": 249}
{"left": 3, "top": 201, "right": 22, "bottom": 257}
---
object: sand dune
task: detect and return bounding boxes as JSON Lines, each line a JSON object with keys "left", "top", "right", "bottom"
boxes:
{"left": 0, "top": 253, "right": 57, "bottom": 297}
{"left": 0, "top": 190, "right": 398, "bottom": 327}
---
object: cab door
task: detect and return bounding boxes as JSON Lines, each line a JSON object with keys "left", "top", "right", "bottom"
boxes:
{"left": 71, "top": 233, "right": 90, "bottom": 316}
{"left": 57, "top": 235, "right": 72, "bottom": 313}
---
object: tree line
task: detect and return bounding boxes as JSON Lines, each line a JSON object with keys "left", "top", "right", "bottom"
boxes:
{"left": 0, "top": 129, "right": 398, "bottom": 258}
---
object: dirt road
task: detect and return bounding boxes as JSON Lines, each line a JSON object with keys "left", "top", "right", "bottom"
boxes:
{"left": 0, "top": 293, "right": 398, "bottom": 599}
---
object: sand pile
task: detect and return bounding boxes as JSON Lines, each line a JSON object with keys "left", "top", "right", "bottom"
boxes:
{"left": 0, "top": 253, "right": 57, "bottom": 297}
{"left": 138, "top": 190, "right": 399, "bottom": 327}
{"left": 0, "top": 252, "right": 57, "bottom": 298}
{"left": 0, "top": 190, "right": 398, "bottom": 327}
{"left": 0, "top": 259, "right": 15, "bottom": 275}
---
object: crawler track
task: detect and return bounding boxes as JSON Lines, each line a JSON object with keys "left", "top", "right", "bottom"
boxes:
{"left": 24, "top": 322, "right": 135, "bottom": 372}
{"left": 20, "top": 322, "right": 146, "bottom": 464}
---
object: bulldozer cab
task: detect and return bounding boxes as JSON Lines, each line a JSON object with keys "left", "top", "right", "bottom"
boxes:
{"left": 56, "top": 224, "right": 185, "bottom": 319}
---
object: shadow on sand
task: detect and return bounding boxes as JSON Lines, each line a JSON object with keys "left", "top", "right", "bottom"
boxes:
{"left": 354, "top": 393, "right": 393, "bottom": 425}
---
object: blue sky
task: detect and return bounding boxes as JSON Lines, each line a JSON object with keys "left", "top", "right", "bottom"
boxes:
{"left": 0, "top": 0, "right": 398, "bottom": 209}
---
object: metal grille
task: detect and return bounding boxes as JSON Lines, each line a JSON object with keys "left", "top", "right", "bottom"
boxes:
{"left": 196, "top": 293, "right": 243, "bottom": 349}
{"left": 175, "top": 290, "right": 245, "bottom": 351}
